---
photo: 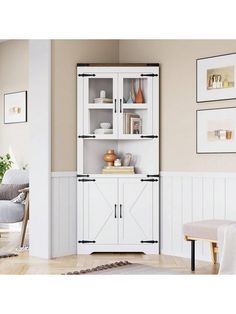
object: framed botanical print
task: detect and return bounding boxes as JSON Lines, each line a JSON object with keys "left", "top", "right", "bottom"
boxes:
{"left": 4, "top": 91, "right": 27, "bottom": 124}
{"left": 196, "top": 107, "right": 236, "bottom": 153}
{"left": 196, "top": 53, "right": 236, "bottom": 102}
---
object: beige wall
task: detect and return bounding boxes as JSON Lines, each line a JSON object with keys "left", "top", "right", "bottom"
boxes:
{"left": 52, "top": 40, "right": 119, "bottom": 171}
{"left": 0, "top": 40, "right": 29, "bottom": 169}
{"left": 120, "top": 40, "right": 236, "bottom": 172}
{"left": 52, "top": 40, "right": 236, "bottom": 172}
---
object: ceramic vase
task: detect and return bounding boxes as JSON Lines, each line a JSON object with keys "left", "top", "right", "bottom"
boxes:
{"left": 103, "top": 149, "right": 117, "bottom": 167}
{"left": 135, "top": 79, "right": 144, "bottom": 103}
{"left": 131, "top": 79, "right": 135, "bottom": 102}
{"left": 127, "top": 91, "right": 133, "bottom": 103}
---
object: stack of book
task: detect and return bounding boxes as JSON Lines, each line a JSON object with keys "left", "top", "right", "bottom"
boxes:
{"left": 102, "top": 166, "right": 135, "bottom": 174}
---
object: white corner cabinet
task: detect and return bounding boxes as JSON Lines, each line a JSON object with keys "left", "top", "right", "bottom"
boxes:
{"left": 77, "top": 64, "right": 159, "bottom": 254}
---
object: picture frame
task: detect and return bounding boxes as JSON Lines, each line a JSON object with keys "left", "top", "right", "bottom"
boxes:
{"left": 196, "top": 52, "right": 236, "bottom": 103}
{"left": 4, "top": 91, "right": 27, "bottom": 124}
{"left": 130, "top": 117, "right": 142, "bottom": 134}
{"left": 196, "top": 107, "right": 236, "bottom": 154}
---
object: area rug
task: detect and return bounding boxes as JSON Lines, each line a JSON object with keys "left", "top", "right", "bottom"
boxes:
{"left": 0, "top": 252, "right": 18, "bottom": 259}
{"left": 63, "top": 261, "right": 182, "bottom": 275}
{"left": 15, "top": 245, "right": 29, "bottom": 252}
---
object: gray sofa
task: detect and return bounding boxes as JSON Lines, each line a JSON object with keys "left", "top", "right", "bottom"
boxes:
{"left": 0, "top": 169, "right": 29, "bottom": 247}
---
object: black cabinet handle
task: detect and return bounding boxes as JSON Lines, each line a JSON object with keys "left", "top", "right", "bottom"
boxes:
{"left": 120, "top": 204, "right": 122, "bottom": 218}
{"left": 114, "top": 99, "right": 117, "bottom": 113}
{"left": 120, "top": 99, "right": 122, "bottom": 113}
{"left": 114, "top": 204, "right": 117, "bottom": 218}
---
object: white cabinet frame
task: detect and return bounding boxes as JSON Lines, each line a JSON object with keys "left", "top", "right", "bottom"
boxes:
{"left": 77, "top": 64, "right": 160, "bottom": 255}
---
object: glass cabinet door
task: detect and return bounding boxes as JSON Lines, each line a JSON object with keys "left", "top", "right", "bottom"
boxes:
{"left": 118, "top": 73, "right": 154, "bottom": 139}
{"left": 83, "top": 73, "right": 118, "bottom": 138}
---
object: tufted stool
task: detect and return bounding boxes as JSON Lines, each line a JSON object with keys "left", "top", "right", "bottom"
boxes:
{"left": 183, "top": 220, "right": 236, "bottom": 271}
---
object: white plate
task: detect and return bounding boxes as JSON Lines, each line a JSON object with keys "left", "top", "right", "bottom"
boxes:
{"left": 94, "top": 128, "right": 113, "bottom": 134}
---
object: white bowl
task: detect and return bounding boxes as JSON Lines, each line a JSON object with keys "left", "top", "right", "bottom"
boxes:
{"left": 100, "top": 122, "right": 111, "bottom": 129}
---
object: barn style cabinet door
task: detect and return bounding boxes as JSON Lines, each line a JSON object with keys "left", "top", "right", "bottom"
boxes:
{"left": 118, "top": 178, "right": 158, "bottom": 245}
{"left": 80, "top": 178, "right": 118, "bottom": 244}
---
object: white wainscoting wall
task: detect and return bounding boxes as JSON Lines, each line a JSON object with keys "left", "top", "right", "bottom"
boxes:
{"left": 51, "top": 171, "right": 236, "bottom": 261}
{"left": 51, "top": 172, "right": 77, "bottom": 257}
{"left": 161, "top": 171, "right": 236, "bottom": 261}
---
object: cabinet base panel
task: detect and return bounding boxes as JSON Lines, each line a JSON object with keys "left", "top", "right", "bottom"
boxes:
{"left": 77, "top": 244, "right": 159, "bottom": 255}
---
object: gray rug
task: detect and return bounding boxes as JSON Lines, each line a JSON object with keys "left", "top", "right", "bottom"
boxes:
{"left": 0, "top": 252, "right": 18, "bottom": 259}
{"left": 63, "top": 261, "right": 182, "bottom": 275}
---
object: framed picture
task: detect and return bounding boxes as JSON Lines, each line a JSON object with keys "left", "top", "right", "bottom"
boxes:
{"left": 130, "top": 117, "right": 142, "bottom": 134}
{"left": 196, "top": 53, "right": 236, "bottom": 102}
{"left": 4, "top": 91, "right": 27, "bottom": 124}
{"left": 196, "top": 107, "right": 236, "bottom": 153}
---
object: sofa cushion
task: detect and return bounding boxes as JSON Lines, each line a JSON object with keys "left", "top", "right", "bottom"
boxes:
{"left": 0, "top": 184, "right": 29, "bottom": 200}
{"left": 2, "top": 169, "right": 29, "bottom": 185}
{"left": 183, "top": 220, "right": 236, "bottom": 241}
{"left": 0, "top": 200, "right": 24, "bottom": 223}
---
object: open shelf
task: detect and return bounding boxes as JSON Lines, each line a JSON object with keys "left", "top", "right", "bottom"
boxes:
{"left": 87, "top": 174, "right": 147, "bottom": 178}
{"left": 81, "top": 139, "right": 158, "bottom": 175}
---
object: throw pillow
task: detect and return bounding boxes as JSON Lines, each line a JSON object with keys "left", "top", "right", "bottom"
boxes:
{"left": 0, "top": 184, "right": 29, "bottom": 200}
{"left": 11, "top": 192, "right": 26, "bottom": 204}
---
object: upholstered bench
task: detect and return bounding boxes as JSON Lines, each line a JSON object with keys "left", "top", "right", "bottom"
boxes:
{"left": 183, "top": 220, "right": 236, "bottom": 271}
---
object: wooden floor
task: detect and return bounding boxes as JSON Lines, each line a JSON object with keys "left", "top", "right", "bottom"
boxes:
{"left": 0, "top": 231, "right": 219, "bottom": 275}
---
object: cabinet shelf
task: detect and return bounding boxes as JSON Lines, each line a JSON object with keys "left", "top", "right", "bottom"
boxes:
{"left": 81, "top": 174, "right": 147, "bottom": 178}
{"left": 122, "top": 103, "right": 148, "bottom": 110}
{"left": 86, "top": 103, "right": 113, "bottom": 109}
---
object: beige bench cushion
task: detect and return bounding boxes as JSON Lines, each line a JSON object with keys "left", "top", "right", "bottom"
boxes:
{"left": 183, "top": 220, "right": 236, "bottom": 241}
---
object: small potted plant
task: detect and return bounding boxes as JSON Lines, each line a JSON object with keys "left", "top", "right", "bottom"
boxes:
{"left": 0, "top": 153, "right": 13, "bottom": 183}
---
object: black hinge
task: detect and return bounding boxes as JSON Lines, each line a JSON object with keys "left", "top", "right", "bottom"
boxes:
{"left": 140, "top": 240, "right": 158, "bottom": 243}
{"left": 78, "top": 179, "right": 96, "bottom": 182}
{"left": 77, "top": 174, "right": 89, "bottom": 178}
{"left": 140, "top": 73, "right": 158, "bottom": 77}
{"left": 78, "top": 73, "right": 96, "bottom": 77}
{"left": 78, "top": 135, "right": 96, "bottom": 138}
{"left": 140, "top": 135, "right": 158, "bottom": 139}
{"left": 78, "top": 240, "right": 96, "bottom": 244}
{"left": 141, "top": 179, "right": 158, "bottom": 182}
{"left": 147, "top": 174, "right": 159, "bottom": 178}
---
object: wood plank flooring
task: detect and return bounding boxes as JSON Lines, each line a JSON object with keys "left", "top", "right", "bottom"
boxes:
{"left": 0, "top": 231, "right": 219, "bottom": 275}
